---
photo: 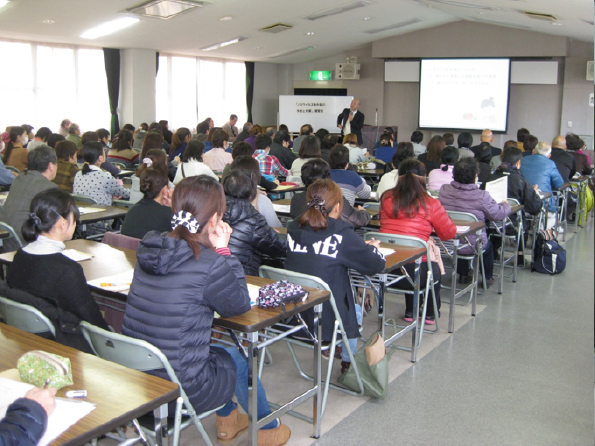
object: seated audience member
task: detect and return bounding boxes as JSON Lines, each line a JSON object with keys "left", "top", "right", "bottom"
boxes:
{"left": 222, "top": 170, "right": 286, "bottom": 276}
{"left": 278, "top": 124, "right": 293, "bottom": 149}
{"left": 418, "top": 135, "right": 445, "bottom": 173}
{"left": 428, "top": 146, "right": 460, "bottom": 191}
{"left": 0, "top": 157, "right": 16, "bottom": 187}
{"left": 159, "top": 120, "right": 173, "bottom": 145}
{"left": 46, "top": 133, "right": 65, "bottom": 149}
{"left": 0, "top": 145, "right": 58, "bottom": 251}
{"left": 168, "top": 127, "right": 192, "bottom": 162}
{"left": 52, "top": 140, "right": 79, "bottom": 193}
{"left": 328, "top": 144, "right": 371, "bottom": 205}
{"left": 3, "top": 126, "right": 29, "bottom": 171}
{"left": 566, "top": 133, "right": 592, "bottom": 175}
{"left": 74, "top": 142, "right": 130, "bottom": 205}
{"left": 122, "top": 166, "right": 172, "bottom": 239}
{"left": 439, "top": 158, "right": 510, "bottom": 287}
{"left": 243, "top": 124, "right": 262, "bottom": 149}
{"left": 520, "top": 142, "right": 563, "bottom": 221}
{"left": 66, "top": 123, "right": 82, "bottom": 149}
{"left": 320, "top": 134, "right": 338, "bottom": 162}
{"left": 121, "top": 175, "right": 290, "bottom": 445}
{"left": 268, "top": 130, "right": 296, "bottom": 170}
{"left": 130, "top": 149, "right": 172, "bottom": 204}
{"left": 203, "top": 129, "right": 233, "bottom": 172}
{"left": 411, "top": 130, "right": 426, "bottom": 156}
{"left": 108, "top": 129, "right": 138, "bottom": 168}
{"left": 457, "top": 132, "right": 475, "bottom": 158}
{"left": 485, "top": 147, "right": 543, "bottom": 261}
{"left": 222, "top": 114, "right": 239, "bottom": 142}
{"left": 149, "top": 122, "right": 172, "bottom": 153}
{"left": 76, "top": 131, "right": 99, "bottom": 163}
{"left": 132, "top": 123, "right": 148, "bottom": 150}
{"left": 286, "top": 179, "right": 385, "bottom": 373}
{"left": 140, "top": 130, "right": 176, "bottom": 179}
{"left": 376, "top": 142, "right": 416, "bottom": 199}
{"left": 222, "top": 142, "right": 278, "bottom": 192}
{"left": 230, "top": 156, "right": 281, "bottom": 227}
{"left": 343, "top": 133, "right": 369, "bottom": 164}
{"left": 289, "top": 135, "right": 319, "bottom": 179}
{"left": 0, "top": 386, "right": 56, "bottom": 446}
{"left": 254, "top": 134, "right": 289, "bottom": 179}
{"left": 21, "top": 125, "right": 35, "bottom": 145}
{"left": 293, "top": 124, "right": 313, "bottom": 153}
{"left": 96, "top": 128, "right": 121, "bottom": 177}
{"left": 233, "top": 122, "right": 252, "bottom": 146}
{"left": 27, "top": 127, "right": 52, "bottom": 151}
{"left": 7, "top": 189, "right": 109, "bottom": 350}
{"left": 443, "top": 132, "right": 455, "bottom": 147}
{"left": 471, "top": 129, "right": 501, "bottom": 158}
{"left": 173, "top": 141, "right": 217, "bottom": 185}
{"left": 380, "top": 159, "right": 456, "bottom": 323}
{"left": 517, "top": 127, "right": 530, "bottom": 152}
{"left": 290, "top": 158, "right": 371, "bottom": 229}
{"left": 314, "top": 128, "right": 329, "bottom": 142}
{"left": 57, "top": 119, "right": 71, "bottom": 137}
{"left": 474, "top": 143, "right": 493, "bottom": 185}
{"left": 373, "top": 127, "right": 395, "bottom": 150}
{"left": 549, "top": 135, "right": 576, "bottom": 183}
{"left": 374, "top": 133, "right": 395, "bottom": 163}
{"left": 521, "top": 134, "right": 538, "bottom": 158}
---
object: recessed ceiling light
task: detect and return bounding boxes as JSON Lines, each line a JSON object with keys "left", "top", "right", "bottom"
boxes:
{"left": 42, "top": 19, "right": 55, "bottom": 24}
{"left": 363, "top": 16, "right": 371, "bottom": 20}
{"left": 551, "top": 22, "right": 562, "bottom": 26}
{"left": 200, "top": 36, "right": 249, "bottom": 51}
{"left": 127, "top": 0, "right": 212, "bottom": 20}
{"left": 255, "top": 46, "right": 262, "bottom": 49}
{"left": 80, "top": 17, "right": 139, "bottom": 39}
{"left": 0, "top": 0, "right": 8, "bottom": 8}
{"left": 306, "top": 31, "right": 315, "bottom": 36}
{"left": 219, "top": 16, "right": 233, "bottom": 21}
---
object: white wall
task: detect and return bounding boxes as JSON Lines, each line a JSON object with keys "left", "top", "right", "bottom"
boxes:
{"left": 120, "top": 49, "right": 157, "bottom": 127}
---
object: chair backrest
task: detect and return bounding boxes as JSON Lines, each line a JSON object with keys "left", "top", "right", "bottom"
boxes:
{"left": 507, "top": 198, "right": 520, "bottom": 206}
{"left": 446, "top": 210, "right": 479, "bottom": 223}
{"left": 123, "top": 177, "right": 133, "bottom": 185}
{"left": 364, "top": 202, "right": 380, "bottom": 212}
{"left": 374, "top": 146, "right": 396, "bottom": 164}
{"left": 0, "top": 222, "right": 24, "bottom": 248}
{"left": 111, "top": 199, "right": 134, "bottom": 209}
{"left": 101, "top": 232, "right": 141, "bottom": 250}
{"left": 5, "top": 166, "right": 20, "bottom": 174}
{"left": 364, "top": 232, "right": 428, "bottom": 250}
{"left": 72, "top": 194, "right": 99, "bottom": 205}
{"left": 111, "top": 161, "right": 128, "bottom": 170}
{"left": 0, "top": 296, "right": 56, "bottom": 336}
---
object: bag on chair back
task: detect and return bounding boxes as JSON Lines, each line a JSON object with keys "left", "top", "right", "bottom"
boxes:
{"left": 531, "top": 229, "right": 566, "bottom": 275}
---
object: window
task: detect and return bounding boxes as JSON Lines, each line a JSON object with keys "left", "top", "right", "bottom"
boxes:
{"left": 156, "top": 54, "right": 246, "bottom": 131}
{"left": 0, "top": 40, "right": 110, "bottom": 134}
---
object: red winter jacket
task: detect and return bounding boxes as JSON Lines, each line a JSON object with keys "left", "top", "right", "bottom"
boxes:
{"left": 379, "top": 193, "right": 456, "bottom": 260}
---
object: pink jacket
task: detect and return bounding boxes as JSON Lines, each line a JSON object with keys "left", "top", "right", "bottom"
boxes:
{"left": 428, "top": 165, "right": 454, "bottom": 191}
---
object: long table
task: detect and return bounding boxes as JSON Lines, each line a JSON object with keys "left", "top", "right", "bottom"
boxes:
{"left": 0, "top": 323, "right": 179, "bottom": 446}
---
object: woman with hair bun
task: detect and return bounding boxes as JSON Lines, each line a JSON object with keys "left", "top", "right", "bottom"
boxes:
{"left": 6, "top": 188, "right": 109, "bottom": 351}
{"left": 173, "top": 140, "right": 217, "bottom": 185}
{"left": 129, "top": 149, "right": 172, "bottom": 204}
{"left": 121, "top": 165, "right": 172, "bottom": 239}
{"left": 122, "top": 175, "right": 291, "bottom": 446}
{"left": 285, "top": 179, "right": 385, "bottom": 373}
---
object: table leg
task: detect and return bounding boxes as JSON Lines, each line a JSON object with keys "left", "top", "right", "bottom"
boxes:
{"left": 411, "top": 258, "right": 421, "bottom": 363}
{"left": 472, "top": 239, "right": 481, "bottom": 317}
{"left": 377, "top": 273, "right": 387, "bottom": 340}
{"left": 498, "top": 219, "right": 505, "bottom": 295}
{"left": 153, "top": 403, "right": 169, "bottom": 446}
{"left": 449, "top": 239, "right": 459, "bottom": 333}
{"left": 311, "top": 303, "right": 323, "bottom": 439}
{"left": 247, "top": 331, "right": 258, "bottom": 446}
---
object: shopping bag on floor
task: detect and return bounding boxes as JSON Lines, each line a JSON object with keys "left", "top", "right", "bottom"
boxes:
{"left": 338, "top": 332, "right": 389, "bottom": 398}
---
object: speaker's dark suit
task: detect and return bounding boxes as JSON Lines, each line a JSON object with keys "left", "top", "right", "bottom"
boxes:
{"left": 337, "top": 109, "right": 365, "bottom": 145}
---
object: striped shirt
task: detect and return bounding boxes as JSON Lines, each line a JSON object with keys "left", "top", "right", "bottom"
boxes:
{"left": 329, "top": 169, "right": 371, "bottom": 206}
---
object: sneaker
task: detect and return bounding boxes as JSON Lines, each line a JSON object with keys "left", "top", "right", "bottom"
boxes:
{"left": 403, "top": 312, "right": 414, "bottom": 322}
{"left": 257, "top": 422, "right": 291, "bottom": 446}
{"left": 216, "top": 407, "right": 249, "bottom": 445}
{"left": 485, "top": 278, "right": 495, "bottom": 289}
{"left": 340, "top": 361, "right": 351, "bottom": 374}
{"left": 321, "top": 345, "right": 342, "bottom": 360}
{"left": 424, "top": 316, "right": 436, "bottom": 325}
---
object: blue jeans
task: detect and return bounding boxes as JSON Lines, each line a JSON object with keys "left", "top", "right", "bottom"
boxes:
{"left": 213, "top": 345, "right": 277, "bottom": 430}
{"left": 339, "top": 304, "right": 362, "bottom": 363}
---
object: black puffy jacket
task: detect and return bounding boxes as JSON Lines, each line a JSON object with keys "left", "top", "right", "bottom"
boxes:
{"left": 0, "top": 398, "right": 47, "bottom": 446}
{"left": 485, "top": 165, "right": 543, "bottom": 215}
{"left": 223, "top": 196, "right": 287, "bottom": 276}
{"left": 122, "top": 232, "right": 251, "bottom": 413}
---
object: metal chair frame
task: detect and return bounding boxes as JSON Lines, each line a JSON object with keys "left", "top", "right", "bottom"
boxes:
{"left": 0, "top": 296, "right": 56, "bottom": 337}
{"left": 0, "top": 221, "right": 24, "bottom": 249}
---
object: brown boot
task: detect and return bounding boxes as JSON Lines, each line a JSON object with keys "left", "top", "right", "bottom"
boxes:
{"left": 216, "top": 407, "right": 249, "bottom": 445}
{"left": 257, "top": 422, "right": 291, "bottom": 446}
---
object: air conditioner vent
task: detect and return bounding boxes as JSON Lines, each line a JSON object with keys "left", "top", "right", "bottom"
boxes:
{"left": 523, "top": 11, "right": 559, "bottom": 22}
{"left": 127, "top": 0, "right": 212, "bottom": 20}
{"left": 260, "top": 23, "right": 293, "bottom": 34}
{"left": 305, "top": 1, "right": 370, "bottom": 21}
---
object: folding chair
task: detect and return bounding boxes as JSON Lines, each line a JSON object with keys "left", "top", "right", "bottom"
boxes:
{"left": 112, "top": 199, "right": 135, "bottom": 209}
{"left": 258, "top": 266, "right": 365, "bottom": 420}
{"left": 0, "top": 221, "right": 24, "bottom": 249}
{"left": 101, "top": 232, "right": 141, "bottom": 250}
{"left": 5, "top": 166, "right": 19, "bottom": 174}
{"left": 111, "top": 161, "right": 129, "bottom": 170}
{"left": 0, "top": 296, "right": 56, "bottom": 337}
{"left": 80, "top": 322, "right": 222, "bottom": 446}
{"left": 72, "top": 194, "right": 99, "bottom": 205}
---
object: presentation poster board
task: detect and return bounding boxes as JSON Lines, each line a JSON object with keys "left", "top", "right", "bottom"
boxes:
{"left": 279, "top": 95, "right": 353, "bottom": 133}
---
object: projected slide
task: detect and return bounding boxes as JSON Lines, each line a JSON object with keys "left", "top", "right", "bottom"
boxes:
{"left": 419, "top": 58, "right": 510, "bottom": 132}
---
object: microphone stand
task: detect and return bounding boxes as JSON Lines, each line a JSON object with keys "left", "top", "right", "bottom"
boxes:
{"left": 375, "top": 108, "right": 379, "bottom": 144}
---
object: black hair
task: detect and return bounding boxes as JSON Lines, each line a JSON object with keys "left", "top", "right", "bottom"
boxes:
{"left": 322, "top": 134, "right": 338, "bottom": 150}
{"left": 81, "top": 142, "right": 104, "bottom": 174}
{"left": 453, "top": 157, "right": 479, "bottom": 184}
{"left": 231, "top": 155, "right": 261, "bottom": 184}
{"left": 391, "top": 142, "right": 415, "bottom": 168}
{"left": 383, "top": 159, "right": 428, "bottom": 219}
{"left": 122, "top": 123, "right": 136, "bottom": 132}
{"left": 501, "top": 147, "right": 523, "bottom": 166}
{"left": 314, "top": 128, "right": 329, "bottom": 141}
{"left": 328, "top": 144, "right": 349, "bottom": 169}
{"left": 28, "top": 145, "right": 57, "bottom": 172}
{"left": 298, "top": 135, "right": 321, "bottom": 159}
{"left": 301, "top": 158, "right": 330, "bottom": 186}
{"left": 475, "top": 142, "right": 492, "bottom": 163}
{"left": 114, "top": 129, "right": 133, "bottom": 151}
{"left": 140, "top": 166, "right": 169, "bottom": 200}
{"left": 55, "top": 140, "right": 78, "bottom": 161}
{"left": 517, "top": 128, "right": 530, "bottom": 143}
{"left": 223, "top": 168, "right": 257, "bottom": 201}
{"left": 523, "top": 135, "right": 538, "bottom": 152}
{"left": 440, "top": 146, "right": 460, "bottom": 170}
{"left": 2, "top": 126, "right": 25, "bottom": 164}
{"left": 96, "top": 128, "right": 110, "bottom": 142}
{"left": 255, "top": 134, "right": 272, "bottom": 152}
{"left": 565, "top": 133, "right": 585, "bottom": 152}
{"left": 457, "top": 132, "right": 473, "bottom": 148}
{"left": 34, "top": 127, "right": 52, "bottom": 141}
{"left": 195, "top": 121, "right": 209, "bottom": 135}
{"left": 411, "top": 131, "right": 424, "bottom": 144}
{"left": 379, "top": 134, "right": 392, "bottom": 146}
{"left": 22, "top": 188, "right": 79, "bottom": 243}
{"left": 443, "top": 132, "right": 455, "bottom": 146}
{"left": 273, "top": 130, "right": 290, "bottom": 145}
{"left": 182, "top": 141, "right": 205, "bottom": 163}
{"left": 300, "top": 124, "right": 313, "bottom": 136}
{"left": 46, "top": 133, "right": 65, "bottom": 149}
{"left": 231, "top": 142, "right": 254, "bottom": 159}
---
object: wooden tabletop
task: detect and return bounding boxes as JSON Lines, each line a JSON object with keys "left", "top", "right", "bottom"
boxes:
{"left": 451, "top": 220, "right": 486, "bottom": 239}
{"left": 0, "top": 323, "right": 179, "bottom": 446}
{"left": 0, "top": 230, "right": 9, "bottom": 239}
{"left": 378, "top": 242, "right": 425, "bottom": 273}
{"left": 356, "top": 168, "right": 385, "bottom": 178}
{"left": 77, "top": 203, "right": 129, "bottom": 224}
{"left": 509, "top": 204, "right": 524, "bottom": 215}
{"left": 215, "top": 276, "right": 330, "bottom": 333}
{"left": 273, "top": 198, "right": 292, "bottom": 206}
{"left": 267, "top": 184, "right": 306, "bottom": 196}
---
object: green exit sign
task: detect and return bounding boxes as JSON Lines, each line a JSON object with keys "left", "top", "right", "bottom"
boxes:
{"left": 310, "top": 70, "right": 332, "bottom": 81}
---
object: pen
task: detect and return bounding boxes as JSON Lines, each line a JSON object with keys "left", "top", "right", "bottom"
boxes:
{"left": 43, "top": 378, "right": 50, "bottom": 389}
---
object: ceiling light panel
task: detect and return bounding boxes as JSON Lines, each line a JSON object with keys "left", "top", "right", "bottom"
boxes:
{"left": 200, "top": 36, "right": 249, "bottom": 51}
{"left": 127, "top": 0, "right": 212, "bottom": 20}
{"left": 305, "top": 1, "right": 370, "bottom": 21}
{"left": 80, "top": 17, "right": 140, "bottom": 39}
{"left": 428, "top": 0, "right": 498, "bottom": 10}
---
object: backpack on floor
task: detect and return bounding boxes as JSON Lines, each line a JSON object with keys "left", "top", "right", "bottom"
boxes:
{"left": 531, "top": 229, "right": 566, "bottom": 275}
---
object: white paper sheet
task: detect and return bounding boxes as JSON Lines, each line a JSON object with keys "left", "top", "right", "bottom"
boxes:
{"left": 61, "top": 249, "right": 93, "bottom": 262}
{"left": 378, "top": 247, "right": 395, "bottom": 257}
{"left": 0, "top": 376, "right": 96, "bottom": 446}
{"left": 87, "top": 270, "right": 134, "bottom": 293}
{"left": 370, "top": 191, "right": 377, "bottom": 200}
{"left": 456, "top": 225, "right": 471, "bottom": 233}
{"left": 484, "top": 176, "right": 508, "bottom": 204}
{"left": 247, "top": 284, "right": 260, "bottom": 306}
{"left": 272, "top": 204, "right": 291, "bottom": 214}
{"left": 77, "top": 207, "right": 104, "bottom": 215}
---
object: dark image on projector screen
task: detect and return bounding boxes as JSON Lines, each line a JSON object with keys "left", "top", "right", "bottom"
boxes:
{"left": 418, "top": 58, "right": 511, "bottom": 132}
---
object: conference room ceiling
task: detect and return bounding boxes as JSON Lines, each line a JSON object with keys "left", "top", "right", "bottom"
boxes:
{"left": 0, "top": 0, "right": 592, "bottom": 63}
